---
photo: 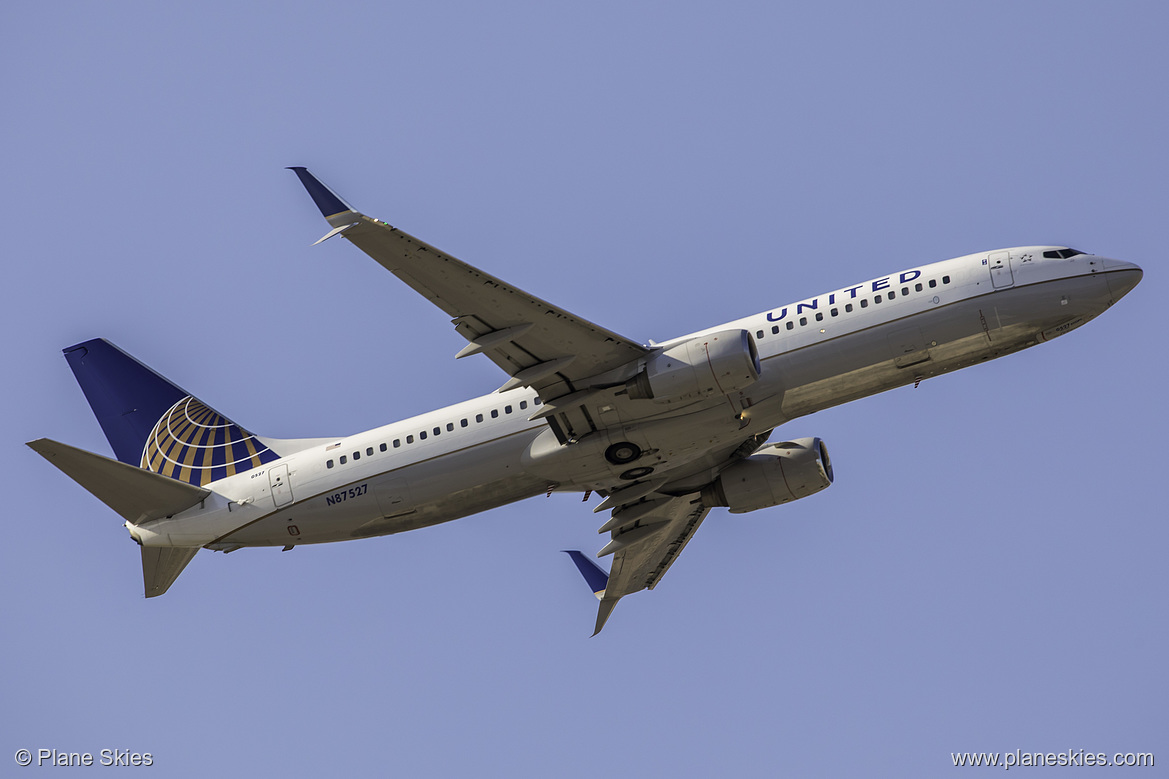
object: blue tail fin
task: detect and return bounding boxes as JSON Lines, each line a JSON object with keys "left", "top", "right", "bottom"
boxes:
{"left": 64, "top": 339, "right": 279, "bottom": 486}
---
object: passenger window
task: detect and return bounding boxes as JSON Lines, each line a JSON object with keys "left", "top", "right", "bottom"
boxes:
{"left": 339, "top": 455, "right": 347, "bottom": 464}
{"left": 519, "top": 401, "right": 527, "bottom": 410}
{"left": 815, "top": 312, "right": 824, "bottom": 321}
{"left": 915, "top": 283, "right": 922, "bottom": 292}
{"left": 845, "top": 303, "right": 853, "bottom": 312}
{"left": 929, "top": 279, "right": 937, "bottom": 288}
{"left": 353, "top": 451, "right": 360, "bottom": 460}
{"left": 393, "top": 439, "right": 401, "bottom": 448}
{"left": 786, "top": 321, "right": 794, "bottom": 330}
{"left": 799, "top": 316, "right": 807, "bottom": 326}
{"left": 887, "top": 291, "right": 895, "bottom": 300}
{"left": 534, "top": 398, "right": 542, "bottom": 406}
{"left": 901, "top": 287, "right": 909, "bottom": 295}
{"left": 419, "top": 431, "right": 427, "bottom": 440}
{"left": 379, "top": 443, "right": 387, "bottom": 452}
{"left": 476, "top": 414, "right": 484, "bottom": 423}
{"left": 491, "top": 409, "right": 499, "bottom": 419}
{"left": 875, "top": 295, "right": 882, "bottom": 304}
{"left": 366, "top": 447, "right": 374, "bottom": 456}
{"left": 505, "top": 405, "right": 512, "bottom": 414}
{"left": 943, "top": 275, "right": 951, "bottom": 284}
{"left": 406, "top": 435, "right": 413, "bottom": 444}
{"left": 830, "top": 308, "right": 838, "bottom": 317}
{"left": 433, "top": 427, "right": 440, "bottom": 436}
{"left": 326, "top": 460, "right": 334, "bottom": 469}
{"left": 460, "top": 419, "right": 468, "bottom": 428}
{"left": 756, "top": 330, "right": 764, "bottom": 339}
{"left": 771, "top": 325, "right": 779, "bottom": 334}
{"left": 860, "top": 299, "right": 869, "bottom": 308}
{"left": 447, "top": 422, "right": 454, "bottom": 431}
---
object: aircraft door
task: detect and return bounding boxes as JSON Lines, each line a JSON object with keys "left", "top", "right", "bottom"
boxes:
{"left": 988, "top": 251, "right": 1014, "bottom": 288}
{"left": 269, "top": 463, "right": 294, "bottom": 507}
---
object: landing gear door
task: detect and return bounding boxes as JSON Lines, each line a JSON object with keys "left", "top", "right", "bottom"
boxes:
{"left": 269, "top": 463, "right": 294, "bottom": 507}
{"left": 989, "top": 251, "right": 1014, "bottom": 288}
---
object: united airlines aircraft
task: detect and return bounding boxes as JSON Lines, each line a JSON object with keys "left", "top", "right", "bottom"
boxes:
{"left": 29, "top": 169, "right": 1143, "bottom": 633}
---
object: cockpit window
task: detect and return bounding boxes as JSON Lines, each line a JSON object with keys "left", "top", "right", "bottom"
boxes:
{"left": 1042, "top": 248, "right": 1085, "bottom": 259}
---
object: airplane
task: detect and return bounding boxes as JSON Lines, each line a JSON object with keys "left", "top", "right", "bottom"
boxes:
{"left": 28, "top": 168, "right": 1143, "bottom": 634}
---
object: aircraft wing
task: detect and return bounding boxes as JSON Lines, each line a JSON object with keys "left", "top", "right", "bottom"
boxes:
{"left": 590, "top": 491, "right": 710, "bottom": 634}
{"left": 290, "top": 168, "right": 650, "bottom": 400}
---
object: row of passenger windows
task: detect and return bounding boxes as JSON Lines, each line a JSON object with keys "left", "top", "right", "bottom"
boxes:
{"left": 325, "top": 396, "right": 541, "bottom": 469}
{"left": 755, "top": 275, "right": 951, "bottom": 339}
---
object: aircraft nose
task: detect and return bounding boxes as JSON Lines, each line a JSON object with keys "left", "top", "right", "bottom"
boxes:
{"left": 1101, "top": 258, "right": 1143, "bottom": 301}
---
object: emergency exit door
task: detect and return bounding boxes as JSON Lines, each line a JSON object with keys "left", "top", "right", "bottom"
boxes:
{"left": 269, "top": 463, "right": 293, "bottom": 507}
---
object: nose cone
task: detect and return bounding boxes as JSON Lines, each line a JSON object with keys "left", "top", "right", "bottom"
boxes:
{"left": 1101, "top": 258, "right": 1143, "bottom": 301}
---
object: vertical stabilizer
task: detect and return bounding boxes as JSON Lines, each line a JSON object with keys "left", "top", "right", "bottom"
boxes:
{"left": 63, "top": 339, "right": 279, "bottom": 486}
{"left": 141, "top": 547, "right": 199, "bottom": 598}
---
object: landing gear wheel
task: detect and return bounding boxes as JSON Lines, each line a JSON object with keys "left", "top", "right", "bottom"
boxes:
{"left": 605, "top": 441, "right": 642, "bottom": 465}
{"left": 620, "top": 466, "right": 655, "bottom": 481}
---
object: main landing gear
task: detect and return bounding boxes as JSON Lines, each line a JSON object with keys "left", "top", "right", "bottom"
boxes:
{"left": 604, "top": 441, "right": 641, "bottom": 465}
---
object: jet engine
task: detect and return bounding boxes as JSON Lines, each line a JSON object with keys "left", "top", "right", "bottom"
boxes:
{"left": 625, "top": 329, "right": 761, "bottom": 404}
{"left": 702, "top": 437, "right": 833, "bottom": 513}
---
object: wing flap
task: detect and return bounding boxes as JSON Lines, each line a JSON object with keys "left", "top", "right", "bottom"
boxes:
{"left": 603, "top": 492, "right": 710, "bottom": 597}
{"left": 341, "top": 217, "right": 648, "bottom": 394}
{"left": 591, "top": 492, "right": 710, "bottom": 633}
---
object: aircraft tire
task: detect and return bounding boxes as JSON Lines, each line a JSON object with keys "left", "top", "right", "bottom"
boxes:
{"left": 620, "top": 466, "right": 655, "bottom": 480}
{"left": 605, "top": 441, "right": 642, "bottom": 465}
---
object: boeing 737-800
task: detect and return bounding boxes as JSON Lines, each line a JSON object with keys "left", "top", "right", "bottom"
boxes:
{"left": 29, "top": 169, "right": 1143, "bottom": 633}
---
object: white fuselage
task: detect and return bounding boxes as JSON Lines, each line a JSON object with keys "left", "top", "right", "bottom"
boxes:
{"left": 127, "top": 247, "right": 1139, "bottom": 551}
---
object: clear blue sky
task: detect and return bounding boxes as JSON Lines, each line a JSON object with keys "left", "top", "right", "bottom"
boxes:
{"left": 3, "top": 2, "right": 1165, "bottom": 776}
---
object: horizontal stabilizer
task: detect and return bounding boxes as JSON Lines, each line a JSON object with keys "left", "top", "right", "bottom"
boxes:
{"left": 28, "top": 438, "right": 210, "bottom": 525}
{"left": 141, "top": 546, "right": 199, "bottom": 598}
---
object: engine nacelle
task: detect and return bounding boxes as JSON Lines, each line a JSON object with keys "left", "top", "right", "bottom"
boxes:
{"left": 703, "top": 437, "right": 833, "bottom": 514}
{"left": 625, "top": 329, "right": 761, "bottom": 404}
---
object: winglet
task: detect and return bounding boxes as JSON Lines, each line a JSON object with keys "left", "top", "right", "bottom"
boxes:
{"left": 563, "top": 550, "right": 620, "bottom": 635}
{"left": 563, "top": 550, "right": 608, "bottom": 598}
{"left": 287, "top": 167, "right": 361, "bottom": 228}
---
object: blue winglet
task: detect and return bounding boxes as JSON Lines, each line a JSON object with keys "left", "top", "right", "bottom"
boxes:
{"left": 287, "top": 167, "right": 355, "bottom": 219}
{"left": 563, "top": 550, "right": 608, "bottom": 599}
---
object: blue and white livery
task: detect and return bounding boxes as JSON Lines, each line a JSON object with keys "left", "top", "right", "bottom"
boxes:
{"left": 29, "top": 169, "right": 1143, "bottom": 633}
